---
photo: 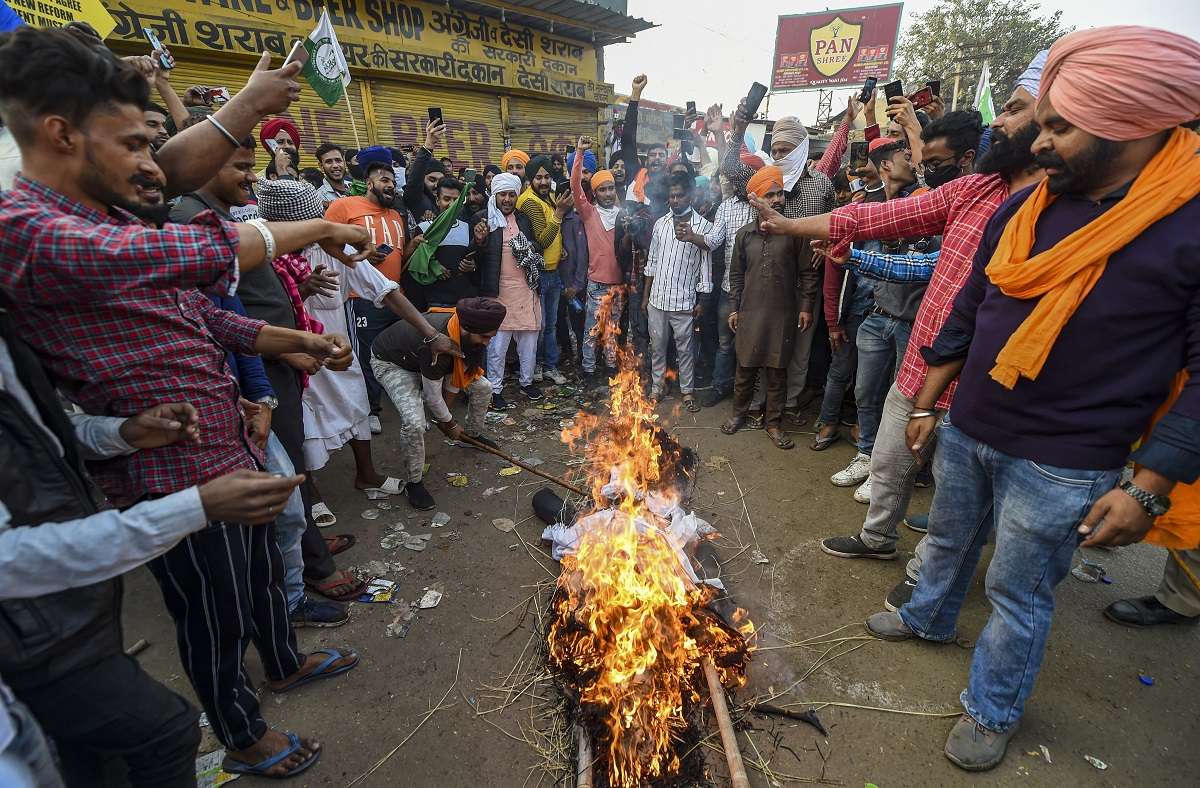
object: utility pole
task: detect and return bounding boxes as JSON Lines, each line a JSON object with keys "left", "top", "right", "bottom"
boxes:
{"left": 815, "top": 88, "right": 833, "bottom": 127}
{"left": 948, "top": 41, "right": 992, "bottom": 111}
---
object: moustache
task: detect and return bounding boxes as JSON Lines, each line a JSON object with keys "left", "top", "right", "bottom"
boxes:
{"left": 1035, "top": 152, "right": 1067, "bottom": 171}
{"left": 131, "top": 174, "right": 162, "bottom": 190}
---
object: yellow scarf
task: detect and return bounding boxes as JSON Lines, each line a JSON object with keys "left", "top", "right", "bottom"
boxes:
{"left": 985, "top": 127, "right": 1200, "bottom": 549}
{"left": 427, "top": 308, "right": 483, "bottom": 391}
{"left": 985, "top": 127, "right": 1200, "bottom": 388}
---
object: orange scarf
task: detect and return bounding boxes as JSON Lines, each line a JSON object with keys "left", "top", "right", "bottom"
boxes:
{"left": 631, "top": 168, "right": 649, "bottom": 204}
{"left": 984, "top": 127, "right": 1200, "bottom": 548}
{"left": 427, "top": 308, "right": 483, "bottom": 391}
{"left": 984, "top": 127, "right": 1200, "bottom": 388}
{"left": 1140, "top": 372, "right": 1200, "bottom": 550}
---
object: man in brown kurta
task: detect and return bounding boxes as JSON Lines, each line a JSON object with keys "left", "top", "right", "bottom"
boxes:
{"left": 721, "top": 167, "right": 819, "bottom": 449}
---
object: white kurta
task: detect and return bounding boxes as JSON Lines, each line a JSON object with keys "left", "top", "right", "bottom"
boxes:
{"left": 301, "top": 244, "right": 398, "bottom": 470}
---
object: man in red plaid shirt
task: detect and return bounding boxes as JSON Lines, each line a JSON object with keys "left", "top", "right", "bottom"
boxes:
{"left": 751, "top": 66, "right": 1047, "bottom": 606}
{"left": 0, "top": 27, "right": 382, "bottom": 778}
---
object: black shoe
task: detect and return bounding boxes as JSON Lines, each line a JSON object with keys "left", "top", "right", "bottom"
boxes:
{"left": 490, "top": 394, "right": 510, "bottom": 411}
{"left": 820, "top": 534, "right": 897, "bottom": 560}
{"left": 1104, "top": 596, "right": 1200, "bottom": 628}
{"left": 521, "top": 384, "right": 544, "bottom": 401}
{"left": 291, "top": 595, "right": 350, "bottom": 628}
{"left": 884, "top": 577, "right": 917, "bottom": 612}
{"left": 700, "top": 388, "right": 731, "bottom": 408}
{"left": 404, "top": 480, "right": 436, "bottom": 511}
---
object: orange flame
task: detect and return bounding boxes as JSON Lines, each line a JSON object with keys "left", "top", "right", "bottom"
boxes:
{"left": 549, "top": 288, "right": 754, "bottom": 787}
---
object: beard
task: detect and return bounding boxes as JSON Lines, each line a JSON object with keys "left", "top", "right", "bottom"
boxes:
{"left": 462, "top": 341, "right": 486, "bottom": 375}
{"left": 371, "top": 185, "right": 395, "bottom": 207}
{"left": 1036, "top": 137, "right": 1122, "bottom": 195}
{"left": 975, "top": 121, "right": 1039, "bottom": 176}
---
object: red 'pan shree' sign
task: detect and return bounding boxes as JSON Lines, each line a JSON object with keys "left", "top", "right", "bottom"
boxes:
{"left": 771, "top": 3, "right": 904, "bottom": 91}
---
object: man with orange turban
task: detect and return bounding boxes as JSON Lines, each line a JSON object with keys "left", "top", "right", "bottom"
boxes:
{"left": 565, "top": 137, "right": 625, "bottom": 387}
{"left": 859, "top": 26, "right": 1200, "bottom": 772}
{"left": 719, "top": 166, "right": 818, "bottom": 449}
{"left": 499, "top": 148, "right": 529, "bottom": 181}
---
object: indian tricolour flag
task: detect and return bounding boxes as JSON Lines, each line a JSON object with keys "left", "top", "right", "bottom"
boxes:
{"left": 301, "top": 10, "right": 350, "bottom": 107}
{"left": 974, "top": 61, "right": 995, "bottom": 125}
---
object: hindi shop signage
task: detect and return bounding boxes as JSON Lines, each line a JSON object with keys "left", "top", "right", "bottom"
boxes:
{"left": 771, "top": 3, "right": 903, "bottom": 91}
{"left": 102, "top": 0, "right": 612, "bottom": 104}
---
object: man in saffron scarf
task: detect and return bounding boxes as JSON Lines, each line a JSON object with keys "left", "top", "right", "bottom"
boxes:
{"left": 860, "top": 27, "right": 1200, "bottom": 771}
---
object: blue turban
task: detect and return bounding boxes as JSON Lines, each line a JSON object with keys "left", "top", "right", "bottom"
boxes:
{"left": 355, "top": 145, "right": 394, "bottom": 175}
{"left": 566, "top": 150, "right": 598, "bottom": 173}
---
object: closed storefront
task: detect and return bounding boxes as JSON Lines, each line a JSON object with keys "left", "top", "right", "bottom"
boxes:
{"left": 102, "top": 0, "right": 619, "bottom": 173}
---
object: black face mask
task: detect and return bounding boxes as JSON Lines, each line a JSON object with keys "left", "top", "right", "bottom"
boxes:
{"left": 923, "top": 161, "right": 962, "bottom": 189}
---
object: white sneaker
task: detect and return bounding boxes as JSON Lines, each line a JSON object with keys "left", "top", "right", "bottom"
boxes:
{"left": 545, "top": 367, "right": 567, "bottom": 385}
{"left": 369, "top": 414, "right": 382, "bottom": 435}
{"left": 533, "top": 365, "right": 544, "bottom": 383}
{"left": 853, "top": 475, "right": 873, "bottom": 504}
{"left": 831, "top": 452, "right": 871, "bottom": 487}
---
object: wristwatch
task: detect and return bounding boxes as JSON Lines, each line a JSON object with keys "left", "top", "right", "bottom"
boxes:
{"left": 1119, "top": 480, "right": 1172, "bottom": 519}
{"left": 256, "top": 396, "right": 279, "bottom": 411}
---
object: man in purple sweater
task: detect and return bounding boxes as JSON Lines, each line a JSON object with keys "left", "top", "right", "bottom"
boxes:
{"left": 862, "top": 27, "right": 1200, "bottom": 772}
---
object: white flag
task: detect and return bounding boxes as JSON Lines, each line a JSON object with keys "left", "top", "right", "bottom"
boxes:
{"left": 301, "top": 10, "right": 350, "bottom": 107}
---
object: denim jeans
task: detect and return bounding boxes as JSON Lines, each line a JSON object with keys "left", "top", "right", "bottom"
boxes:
{"left": 537, "top": 269, "right": 563, "bottom": 371}
{"left": 582, "top": 281, "right": 622, "bottom": 373}
{"left": 816, "top": 311, "right": 864, "bottom": 426}
{"left": 712, "top": 290, "right": 736, "bottom": 393}
{"left": 264, "top": 432, "right": 305, "bottom": 613}
{"left": 853, "top": 312, "right": 911, "bottom": 455}
{"left": 858, "top": 384, "right": 937, "bottom": 550}
{"left": 899, "top": 420, "right": 1120, "bottom": 732}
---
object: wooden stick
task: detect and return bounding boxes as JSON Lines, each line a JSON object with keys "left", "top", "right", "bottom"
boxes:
{"left": 703, "top": 660, "right": 750, "bottom": 788}
{"left": 574, "top": 724, "right": 593, "bottom": 788}
{"left": 457, "top": 434, "right": 586, "bottom": 496}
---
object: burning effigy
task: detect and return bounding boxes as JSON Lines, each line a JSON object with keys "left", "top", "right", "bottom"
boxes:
{"left": 539, "top": 291, "right": 756, "bottom": 787}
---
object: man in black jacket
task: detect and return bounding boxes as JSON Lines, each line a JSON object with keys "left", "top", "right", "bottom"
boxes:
{"left": 403, "top": 118, "right": 449, "bottom": 224}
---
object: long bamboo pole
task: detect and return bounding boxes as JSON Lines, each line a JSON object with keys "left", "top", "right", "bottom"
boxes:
{"left": 574, "top": 725, "right": 593, "bottom": 788}
{"left": 703, "top": 660, "right": 750, "bottom": 788}
{"left": 457, "top": 434, "right": 586, "bottom": 497}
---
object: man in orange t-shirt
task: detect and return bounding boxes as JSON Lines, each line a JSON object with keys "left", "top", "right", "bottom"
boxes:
{"left": 325, "top": 157, "right": 410, "bottom": 432}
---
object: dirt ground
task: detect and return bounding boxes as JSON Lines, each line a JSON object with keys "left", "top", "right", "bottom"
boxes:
{"left": 123, "top": 371, "right": 1199, "bottom": 788}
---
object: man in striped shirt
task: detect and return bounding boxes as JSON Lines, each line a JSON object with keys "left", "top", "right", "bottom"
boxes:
{"left": 642, "top": 173, "right": 722, "bottom": 410}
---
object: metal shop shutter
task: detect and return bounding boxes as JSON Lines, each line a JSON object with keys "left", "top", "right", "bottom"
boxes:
{"left": 369, "top": 81, "right": 503, "bottom": 173}
{"left": 160, "top": 59, "right": 368, "bottom": 171}
{"left": 508, "top": 96, "right": 600, "bottom": 159}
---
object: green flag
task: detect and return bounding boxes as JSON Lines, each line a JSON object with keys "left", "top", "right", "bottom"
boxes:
{"left": 300, "top": 10, "right": 350, "bottom": 107}
{"left": 406, "top": 189, "right": 471, "bottom": 285}
{"left": 974, "top": 61, "right": 995, "bottom": 126}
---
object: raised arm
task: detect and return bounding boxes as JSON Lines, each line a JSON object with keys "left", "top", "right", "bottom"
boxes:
{"left": 405, "top": 120, "right": 442, "bottom": 216}
{"left": 721, "top": 99, "right": 756, "bottom": 197}
{"left": 620, "top": 75, "right": 647, "bottom": 182}
{"left": 570, "top": 136, "right": 595, "bottom": 219}
{"left": 158, "top": 53, "right": 301, "bottom": 197}
{"left": 814, "top": 94, "right": 861, "bottom": 180}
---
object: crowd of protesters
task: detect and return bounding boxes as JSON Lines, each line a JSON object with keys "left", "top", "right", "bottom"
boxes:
{"left": 0, "top": 16, "right": 1197, "bottom": 786}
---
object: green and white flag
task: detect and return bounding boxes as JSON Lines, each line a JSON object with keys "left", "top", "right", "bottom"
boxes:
{"left": 301, "top": 10, "right": 350, "bottom": 107}
{"left": 974, "top": 61, "right": 995, "bottom": 125}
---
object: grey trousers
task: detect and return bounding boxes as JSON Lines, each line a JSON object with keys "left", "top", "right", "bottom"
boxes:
{"left": 647, "top": 304, "right": 696, "bottom": 395}
{"left": 859, "top": 383, "right": 939, "bottom": 551}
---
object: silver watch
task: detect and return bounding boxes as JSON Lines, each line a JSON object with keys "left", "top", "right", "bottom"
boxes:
{"left": 256, "top": 396, "right": 279, "bottom": 411}
{"left": 1119, "top": 480, "right": 1171, "bottom": 518}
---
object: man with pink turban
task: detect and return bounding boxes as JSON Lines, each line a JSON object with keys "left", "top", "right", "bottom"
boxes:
{"left": 854, "top": 25, "right": 1200, "bottom": 772}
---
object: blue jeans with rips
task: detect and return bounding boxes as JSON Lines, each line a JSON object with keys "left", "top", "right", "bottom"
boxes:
{"left": 581, "top": 281, "right": 622, "bottom": 373}
{"left": 899, "top": 419, "right": 1120, "bottom": 732}
{"left": 537, "top": 269, "right": 563, "bottom": 371}
{"left": 853, "top": 312, "right": 912, "bottom": 455}
{"left": 264, "top": 432, "right": 305, "bottom": 613}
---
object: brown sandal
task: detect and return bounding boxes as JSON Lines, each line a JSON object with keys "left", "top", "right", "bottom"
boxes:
{"left": 322, "top": 534, "right": 356, "bottom": 556}
{"left": 304, "top": 570, "right": 367, "bottom": 602}
{"left": 766, "top": 428, "right": 795, "bottom": 450}
{"left": 721, "top": 416, "right": 746, "bottom": 435}
{"left": 683, "top": 395, "right": 701, "bottom": 413}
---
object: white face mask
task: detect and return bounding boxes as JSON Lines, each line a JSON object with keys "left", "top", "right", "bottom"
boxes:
{"left": 772, "top": 136, "right": 811, "bottom": 192}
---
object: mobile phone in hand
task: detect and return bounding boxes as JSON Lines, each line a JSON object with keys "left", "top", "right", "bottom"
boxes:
{"left": 850, "top": 141, "right": 868, "bottom": 171}
{"left": 859, "top": 76, "right": 878, "bottom": 103}
{"left": 864, "top": 123, "right": 880, "bottom": 141}
{"left": 144, "top": 29, "right": 173, "bottom": 70}
{"left": 206, "top": 87, "right": 232, "bottom": 104}
{"left": 883, "top": 80, "right": 903, "bottom": 100}
{"left": 926, "top": 80, "right": 941, "bottom": 96}
{"left": 686, "top": 100, "right": 697, "bottom": 116}
{"left": 744, "top": 81, "right": 769, "bottom": 119}
{"left": 376, "top": 243, "right": 394, "bottom": 256}
{"left": 265, "top": 138, "right": 280, "bottom": 154}
{"left": 427, "top": 107, "right": 444, "bottom": 126}
{"left": 283, "top": 39, "right": 309, "bottom": 68}
{"left": 908, "top": 87, "right": 934, "bottom": 110}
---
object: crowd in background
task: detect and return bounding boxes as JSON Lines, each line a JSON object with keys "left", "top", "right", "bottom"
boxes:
{"left": 0, "top": 17, "right": 1198, "bottom": 786}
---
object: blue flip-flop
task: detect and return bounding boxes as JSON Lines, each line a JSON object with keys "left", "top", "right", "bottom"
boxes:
{"left": 273, "top": 646, "right": 360, "bottom": 694}
{"left": 222, "top": 731, "right": 321, "bottom": 778}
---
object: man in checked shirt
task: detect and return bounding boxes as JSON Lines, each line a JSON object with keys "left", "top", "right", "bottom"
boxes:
{"left": 751, "top": 56, "right": 1048, "bottom": 610}
{"left": 0, "top": 28, "right": 387, "bottom": 778}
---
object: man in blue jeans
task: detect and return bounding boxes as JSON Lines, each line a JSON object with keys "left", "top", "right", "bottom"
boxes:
{"left": 864, "top": 28, "right": 1200, "bottom": 770}
{"left": 831, "top": 140, "right": 931, "bottom": 504}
